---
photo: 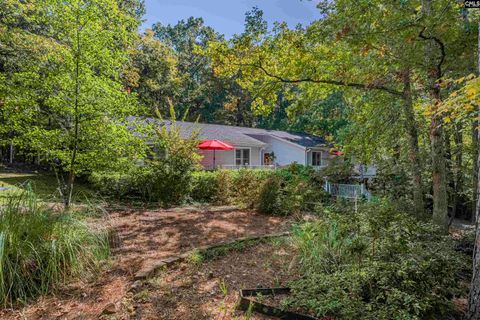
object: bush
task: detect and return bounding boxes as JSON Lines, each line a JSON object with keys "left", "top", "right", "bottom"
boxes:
{"left": 231, "top": 169, "right": 272, "bottom": 208}
{"left": 190, "top": 171, "right": 220, "bottom": 203}
{"left": 0, "top": 190, "right": 109, "bottom": 305}
{"left": 313, "top": 156, "right": 353, "bottom": 183}
{"left": 190, "top": 170, "right": 234, "bottom": 205}
{"left": 285, "top": 199, "right": 466, "bottom": 319}
{"left": 91, "top": 116, "right": 201, "bottom": 206}
{"left": 257, "top": 176, "right": 284, "bottom": 214}
{"left": 191, "top": 165, "right": 330, "bottom": 213}
{"left": 89, "top": 171, "right": 136, "bottom": 198}
{"left": 92, "top": 163, "right": 329, "bottom": 213}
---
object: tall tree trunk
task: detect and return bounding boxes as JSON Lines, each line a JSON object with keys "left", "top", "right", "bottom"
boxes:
{"left": 445, "top": 128, "right": 454, "bottom": 221}
{"left": 64, "top": 5, "right": 81, "bottom": 208}
{"left": 467, "top": 92, "right": 480, "bottom": 320}
{"left": 401, "top": 69, "right": 425, "bottom": 216}
{"left": 466, "top": 21, "right": 480, "bottom": 320}
{"left": 422, "top": 0, "right": 449, "bottom": 232}
{"left": 474, "top": 119, "right": 479, "bottom": 222}
{"left": 430, "top": 113, "right": 449, "bottom": 231}
{"left": 8, "top": 141, "right": 13, "bottom": 164}
{"left": 452, "top": 124, "right": 463, "bottom": 220}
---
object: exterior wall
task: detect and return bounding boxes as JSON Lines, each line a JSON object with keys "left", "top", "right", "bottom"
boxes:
{"left": 259, "top": 136, "right": 307, "bottom": 166}
{"left": 306, "top": 147, "right": 334, "bottom": 167}
{"left": 198, "top": 146, "right": 262, "bottom": 169}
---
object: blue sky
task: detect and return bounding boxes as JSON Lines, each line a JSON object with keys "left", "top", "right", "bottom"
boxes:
{"left": 142, "top": 0, "right": 321, "bottom": 37}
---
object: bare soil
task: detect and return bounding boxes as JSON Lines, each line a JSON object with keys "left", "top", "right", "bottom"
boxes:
{"left": 0, "top": 206, "right": 290, "bottom": 320}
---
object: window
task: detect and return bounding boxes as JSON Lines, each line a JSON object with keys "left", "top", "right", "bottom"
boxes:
{"left": 263, "top": 152, "right": 274, "bottom": 165}
{"left": 312, "top": 151, "right": 323, "bottom": 166}
{"left": 235, "top": 148, "right": 250, "bottom": 166}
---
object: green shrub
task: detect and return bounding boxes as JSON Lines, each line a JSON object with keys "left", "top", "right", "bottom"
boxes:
{"left": 257, "top": 176, "right": 284, "bottom": 215}
{"left": 89, "top": 171, "right": 136, "bottom": 198}
{"left": 0, "top": 190, "right": 109, "bottom": 305}
{"left": 285, "top": 200, "right": 466, "bottom": 319}
{"left": 191, "top": 171, "right": 219, "bottom": 203}
{"left": 190, "top": 166, "right": 328, "bottom": 213}
{"left": 190, "top": 170, "right": 234, "bottom": 205}
{"left": 215, "top": 170, "right": 234, "bottom": 204}
{"left": 91, "top": 116, "right": 201, "bottom": 206}
{"left": 92, "top": 163, "right": 329, "bottom": 214}
{"left": 231, "top": 169, "right": 272, "bottom": 208}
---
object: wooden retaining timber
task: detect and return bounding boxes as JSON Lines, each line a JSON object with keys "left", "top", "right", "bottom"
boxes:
{"left": 239, "top": 288, "right": 321, "bottom": 320}
{"left": 133, "top": 231, "right": 291, "bottom": 281}
{"left": 100, "top": 231, "right": 291, "bottom": 317}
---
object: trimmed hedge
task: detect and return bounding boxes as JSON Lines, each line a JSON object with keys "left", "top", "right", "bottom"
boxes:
{"left": 191, "top": 166, "right": 327, "bottom": 214}
{"left": 91, "top": 165, "right": 328, "bottom": 214}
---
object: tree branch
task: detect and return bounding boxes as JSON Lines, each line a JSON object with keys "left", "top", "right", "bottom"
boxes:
{"left": 419, "top": 27, "right": 446, "bottom": 77}
{"left": 238, "top": 62, "right": 403, "bottom": 96}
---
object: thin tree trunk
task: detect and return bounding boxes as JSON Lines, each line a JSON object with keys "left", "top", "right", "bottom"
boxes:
{"left": 445, "top": 128, "right": 454, "bottom": 221}
{"left": 401, "top": 69, "right": 424, "bottom": 216}
{"left": 430, "top": 114, "right": 449, "bottom": 231}
{"left": 422, "top": 0, "right": 449, "bottom": 232}
{"left": 474, "top": 120, "right": 479, "bottom": 222}
{"left": 452, "top": 124, "right": 463, "bottom": 220}
{"left": 467, "top": 101, "right": 480, "bottom": 320}
{"left": 8, "top": 141, "right": 13, "bottom": 164}
{"left": 466, "top": 20, "right": 480, "bottom": 320}
{"left": 65, "top": 5, "right": 81, "bottom": 208}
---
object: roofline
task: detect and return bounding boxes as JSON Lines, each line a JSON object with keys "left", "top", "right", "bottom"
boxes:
{"left": 266, "top": 134, "right": 307, "bottom": 150}
{"left": 131, "top": 117, "right": 327, "bottom": 148}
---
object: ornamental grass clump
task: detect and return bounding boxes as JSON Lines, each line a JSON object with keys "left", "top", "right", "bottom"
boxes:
{"left": 0, "top": 189, "right": 109, "bottom": 306}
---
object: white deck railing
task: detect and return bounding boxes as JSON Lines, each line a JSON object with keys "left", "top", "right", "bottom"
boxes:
{"left": 324, "top": 181, "right": 372, "bottom": 200}
{"left": 205, "top": 164, "right": 277, "bottom": 170}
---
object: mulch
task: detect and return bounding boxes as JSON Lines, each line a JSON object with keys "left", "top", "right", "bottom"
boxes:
{"left": 0, "top": 206, "right": 290, "bottom": 319}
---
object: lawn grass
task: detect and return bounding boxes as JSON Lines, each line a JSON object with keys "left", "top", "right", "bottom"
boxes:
{"left": 0, "top": 171, "right": 95, "bottom": 203}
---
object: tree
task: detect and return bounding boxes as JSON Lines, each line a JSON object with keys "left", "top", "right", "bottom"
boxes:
{"left": 205, "top": 0, "right": 476, "bottom": 228}
{"left": 123, "top": 29, "right": 180, "bottom": 115}
{"left": 152, "top": 17, "right": 227, "bottom": 121}
{"left": 439, "top": 75, "right": 480, "bottom": 319}
{"left": 0, "top": 0, "right": 146, "bottom": 206}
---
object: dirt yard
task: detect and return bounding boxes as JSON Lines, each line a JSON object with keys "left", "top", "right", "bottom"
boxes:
{"left": 117, "top": 240, "right": 298, "bottom": 320}
{"left": 1, "top": 206, "right": 290, "bottom": 319}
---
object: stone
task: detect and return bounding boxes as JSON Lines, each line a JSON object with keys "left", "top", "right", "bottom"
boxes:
{"left": 101, "top": 303, "right": 116, "bottom": 315}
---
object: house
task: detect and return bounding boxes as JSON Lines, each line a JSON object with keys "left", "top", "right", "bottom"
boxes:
{"left": 158, "top": 120, "right": 337, "bottom": 170}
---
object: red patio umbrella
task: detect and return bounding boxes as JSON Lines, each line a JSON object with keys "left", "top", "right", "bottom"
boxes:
{"left": 198, "top": 139, "right": 235, "bottom": 168}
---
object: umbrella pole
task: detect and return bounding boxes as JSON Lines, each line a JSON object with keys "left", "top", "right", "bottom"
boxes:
{"left": 213, "top": 149, "right": 216, "bottom": 169}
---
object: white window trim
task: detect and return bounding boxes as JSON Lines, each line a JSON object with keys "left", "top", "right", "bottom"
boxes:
{"left": 234, "top": 147, "right": 251, "bottom": 166}
{"left": 311, "top": 150, "right": 325, "bottom": 167}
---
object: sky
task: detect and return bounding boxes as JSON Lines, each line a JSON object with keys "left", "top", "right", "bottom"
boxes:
{"left": 142, "top": 0, "right": 321, "bottom": 38}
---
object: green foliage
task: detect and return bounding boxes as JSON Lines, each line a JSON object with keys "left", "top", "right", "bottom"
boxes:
{"left": 92, "top": 111, "right": 201, "bottom": 205}
{"left": 315, "top": 156, "right": 353, "bottom": 183}
{"left": 0, "top": 0, "right": 147, "bottom": 205}
{"left": 190, "top": 169, "right": 268, "bottom": 207}
{"left": 230, "top": 169, "right": 271, "bottom": 208}
{"left": 256, "top": 176, "right": 284, "bottom": 215}
{"left": 288, "top": 91, "right": 350, "bottom": 141}
{"left": 143, "top": 113, "right": 201, "bottom": 205}
{"left": 0, "top": 190, "right": 109, "bottom": 306}
{"left": 89, "top": 171, "right": 138, "bottom": 199}
{"left": 286, "top": 200, "right": 466, "bottom": 319}
{"left": 190, "top": 170, "right": 233, "bottom": 205}
{"left": 123, "top": 29, "right": 180, "bottom": 115}
{"left": 190, "top": 166, "right": 327, "bottom": 214}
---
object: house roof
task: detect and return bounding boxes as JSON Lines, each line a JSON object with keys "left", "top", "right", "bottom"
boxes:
{"left": 128, "top": 116, "right": 327, "bottom": 149}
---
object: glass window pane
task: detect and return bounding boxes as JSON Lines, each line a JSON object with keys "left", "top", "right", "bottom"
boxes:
{"left": 243, "top": 149, "right": 250, "bottom": 165}
{"left": 312, "top": 152, "right": 322, "bottom": 166}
